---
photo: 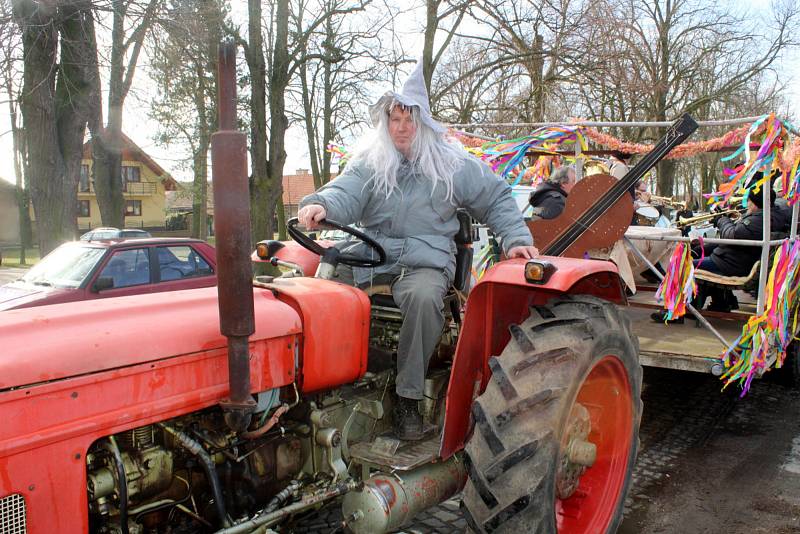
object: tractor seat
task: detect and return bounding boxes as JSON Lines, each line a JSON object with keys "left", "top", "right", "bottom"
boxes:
{"left": 367, "top": 210, "right": 474, "bottom": 309}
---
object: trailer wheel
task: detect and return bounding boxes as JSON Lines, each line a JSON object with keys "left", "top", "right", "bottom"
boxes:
{"left": 461, "top": 295, "right": 642, "bottom": 534}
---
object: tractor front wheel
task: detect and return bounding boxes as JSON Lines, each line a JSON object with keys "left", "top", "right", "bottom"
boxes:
{"left": 461, "top": 295, "right": 642, "bottom": 533}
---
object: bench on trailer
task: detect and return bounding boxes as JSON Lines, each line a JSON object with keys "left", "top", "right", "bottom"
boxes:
{"left": 693, "top": 261, "right": 761, "bottom": 314}
{"left": 694, "top": 261, "right": 761, "bottom": 289}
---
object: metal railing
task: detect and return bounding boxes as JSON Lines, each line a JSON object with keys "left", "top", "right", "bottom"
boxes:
{"left": 77, "top": 182, "right": 158, "bottom": 196}
{"left": 123, "top": 182, "right": 157, "bottom": 195}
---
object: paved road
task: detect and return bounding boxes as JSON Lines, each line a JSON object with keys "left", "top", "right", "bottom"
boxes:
{"left": 0, "top": 267, "right": 26, "bottom": 284}
{"left": 295, "top": 367, "right": 800, "bottom": 533}
{"left": 619, "top": 368, "right": 800, "bottom": 534}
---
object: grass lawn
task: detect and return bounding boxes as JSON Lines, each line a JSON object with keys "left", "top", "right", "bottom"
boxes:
{"left": 1, "top": 247, "right": 39, "bottom": 268}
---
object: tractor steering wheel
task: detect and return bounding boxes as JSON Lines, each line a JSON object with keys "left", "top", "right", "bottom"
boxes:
{"left": 286, "top": 218, "right": 386, "bottom": 268}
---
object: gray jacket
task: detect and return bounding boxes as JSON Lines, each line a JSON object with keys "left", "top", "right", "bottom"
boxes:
{"left": 300, "top": 157, "right": 532, "bottom": 284}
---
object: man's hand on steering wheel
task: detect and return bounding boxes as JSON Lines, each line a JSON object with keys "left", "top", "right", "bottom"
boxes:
{"left": 298, "top": 204, "right": 326, "bottom": 229}
{"left": 287, "top": 217, "right": 386, "bottom": 269}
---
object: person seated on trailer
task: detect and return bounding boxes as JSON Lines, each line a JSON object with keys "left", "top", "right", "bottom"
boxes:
{"left": 771, "top": 174, "right": 794, "bottom": 235}
{"left": 630, "top": 178, "right": 657, "bottom": 226}
{"left": 608, "top": 150, "right": 633, "bottom": 180}
{"left": 675, "top": 203, "right": 695, "bottom": 237}
{"left": 633, "top": 179, "right": 650, "bottom": 206}
{"left": 528, "top": 165, "right": 577, "bottom": 220}
{"left": 297, "top": 61, "right": 538, "bottom": 442}
{"left": 651, "top": 183, "right": 774, "bottom": 322}
{"left": 774, "top": 197, "right": 792, "bottom": 234}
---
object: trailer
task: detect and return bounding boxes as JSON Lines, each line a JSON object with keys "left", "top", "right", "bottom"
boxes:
{"left": 458, "top": 115, "right": 800, "bottom": 387}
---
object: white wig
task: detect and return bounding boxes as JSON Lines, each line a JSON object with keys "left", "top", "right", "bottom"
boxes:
{"left": 351, "top": 101, "right": 469, "bottom": 202}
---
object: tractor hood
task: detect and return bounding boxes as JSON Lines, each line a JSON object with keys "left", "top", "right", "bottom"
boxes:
{"left": 0, "top": 286, "right": 302, "bottom": 390}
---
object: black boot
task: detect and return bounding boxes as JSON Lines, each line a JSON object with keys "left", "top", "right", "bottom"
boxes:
{"left": 394, "top": 396, "right": 423, "bottom": 441}
{"left": 650, "top": 310, "right": 684, "bottom": 324}
{"left": 708, "top": 290, "right": 738, "bottom": 312}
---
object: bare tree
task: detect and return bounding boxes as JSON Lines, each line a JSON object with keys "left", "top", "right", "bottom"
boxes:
{"left": 431, "top": 37, "right": 517, "bottom": 127}
{"left": 229, "top": 0, "right": 369, "bottom": 244}
{"left": 421, "top": 0, "right": 471, "bottom": 92}
{"left": 577, "top": 0, "right": 797, "bottom": 194}
{"left": 0, "top": 2, "right": 31, "bottom": 262}
{"left": 91, "top": 0, "right": 161, "bottom": 229}
{"left": 291, "top": 0, "right": 388, "bottom": 188}
{"left": 462, "top": 0, "right": 591, "bottom": 122}
{"left": 11, "top": 0, "right": 100, "bottom": 253}
{"left": 148, "top": 0, "right": 224, "bottom": 239}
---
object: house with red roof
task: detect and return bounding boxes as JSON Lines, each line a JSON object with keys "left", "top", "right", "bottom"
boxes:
{"left": 76, "top": 134, "right": 178, "bottom": 230}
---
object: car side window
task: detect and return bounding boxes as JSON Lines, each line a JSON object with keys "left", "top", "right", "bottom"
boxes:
{"left": 157, "top": 246, "right": 213, "bottom": 281}
{"left": 97, "top": 248, "right": 151, "bottom": 289}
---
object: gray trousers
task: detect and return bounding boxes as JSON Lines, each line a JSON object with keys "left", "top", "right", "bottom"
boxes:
{"left": 337, "top": 265, "right": 449, "bottom": 400}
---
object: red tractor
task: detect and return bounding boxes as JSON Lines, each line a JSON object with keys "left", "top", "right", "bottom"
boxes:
{"left": 0, "top": 45, "right": 643, "bottom": 534}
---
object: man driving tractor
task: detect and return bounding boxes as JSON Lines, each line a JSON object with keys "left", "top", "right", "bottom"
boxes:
{"left": 297, "top": 62, "right": 538, "bottom": 440}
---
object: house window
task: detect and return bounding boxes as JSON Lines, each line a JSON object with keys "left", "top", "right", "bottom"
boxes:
{"left": 125, "top": 200, "right": 142, "bottom": 216}
{"left": 79, "top": 200, "right": 90, "bottom": 217}
{"left": 80, "top": 165, "right": 90, "bottom": 192}
{"left": 121, "top": 166, "right": 140, "bottom": 192}
{"left": 122, "top": 166, "right": 141, "bottom": 183}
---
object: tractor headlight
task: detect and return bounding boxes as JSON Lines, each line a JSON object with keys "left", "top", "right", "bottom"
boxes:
{"left": 525, "top": 260, "right": 556, "bottom": 284}
{"left": 256, "top": 242, "right": 269, "bottom": 260}
{"left": 254, "top": 240, "right": 285, "bottom": 260}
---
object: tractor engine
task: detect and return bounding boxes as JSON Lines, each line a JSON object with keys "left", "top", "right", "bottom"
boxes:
{"left": 84, "top": 367, "right": 406, "bottom": 533}
{"left": 86, "top": 405, "right": 303, "bottom": 533}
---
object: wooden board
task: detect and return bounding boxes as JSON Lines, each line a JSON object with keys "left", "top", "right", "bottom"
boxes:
{"left": 621, "top": 306, "right": 747, "bottom": 374}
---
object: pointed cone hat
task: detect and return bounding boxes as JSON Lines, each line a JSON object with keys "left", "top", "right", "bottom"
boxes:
{"left": 368, "top": 61, "right": 446, "bottom": 134}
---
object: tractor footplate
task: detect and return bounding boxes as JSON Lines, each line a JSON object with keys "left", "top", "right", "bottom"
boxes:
{"left": 349, "top": 429, "right": 440, "bottom": 471}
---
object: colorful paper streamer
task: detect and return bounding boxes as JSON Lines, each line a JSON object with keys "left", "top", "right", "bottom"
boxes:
{"left": 655, "top": 241, "right": 701, "bottom": 320}
{"left": 720, "top": 240, "right": 800, "bottom": 395}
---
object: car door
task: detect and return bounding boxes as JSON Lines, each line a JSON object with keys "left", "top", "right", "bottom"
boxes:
{"left": 152, "top": 244, "right": 217, "bottom": 292}
{"left": 87, "top": 247, "right": 155, "bottom": 299}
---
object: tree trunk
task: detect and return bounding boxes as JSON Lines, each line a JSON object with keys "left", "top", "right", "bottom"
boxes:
{"left": 192, "top": 60, "right": 209, "bottom": 239}
{"left": 92, "top": 136, "right": 124, "bottom": 228}
{"left": 321, "top": 41, "right": 333, "bottom": 186}
{"left": 93, "top": 0, "right": 128, "bottom": 229}
{"left": 246, "top": 0, "right": 276, "bottom": 245}
{"left": 530, "top": 33, "right": 545, "bottom": 122}
{"left": 422, "top": 0, "right": 439, "bottom": 92}
{"left": 7, "top": 64, "right": 32, "bottom": 263}
{"left": 191, "top": 142, "right": 209, "bottom": 239}
{"left": 299, "top": 64, "right": 323, "bottom": 189}
{"left": 56, "top": 1, "right": 99, "bottom": 240}
{"left": 268, "top": 0, "right": 290, "bottom": 241}
{"left": 94, "top": 0, "right": 155, "bottom": 229}
{"left": 12, "top": 0, "right": 67, "bottom": 254}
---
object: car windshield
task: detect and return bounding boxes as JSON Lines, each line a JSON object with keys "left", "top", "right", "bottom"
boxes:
{"left": 92, "top": 231, "right": 119, "bottom": 239}
{"left": 319, "top": 229, "right": 351, "bottom": 241}
{"left": 21, "top": 245, "right": 106, "bottom": 288}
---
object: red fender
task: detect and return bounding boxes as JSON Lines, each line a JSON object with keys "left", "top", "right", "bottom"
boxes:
{"left": 439, "top": 257, "right": 627, "bottom": 459}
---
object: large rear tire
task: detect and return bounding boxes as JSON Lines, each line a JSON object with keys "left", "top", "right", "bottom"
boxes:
{"left": 461, "top": 295, "right": 642, "bottom": 534}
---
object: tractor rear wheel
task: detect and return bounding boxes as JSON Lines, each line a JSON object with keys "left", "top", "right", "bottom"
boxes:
{"left": 461, "top": 295, "right": 642, "bottom": 533}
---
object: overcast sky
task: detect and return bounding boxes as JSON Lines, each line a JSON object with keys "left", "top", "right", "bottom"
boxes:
{"left": 0, "top": 1, "right": 797, "bottom": 186}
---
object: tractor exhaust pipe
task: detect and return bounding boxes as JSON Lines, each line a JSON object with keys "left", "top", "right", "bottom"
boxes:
{"left": 212, "top": 41, "right": 256, "bottom": 432}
